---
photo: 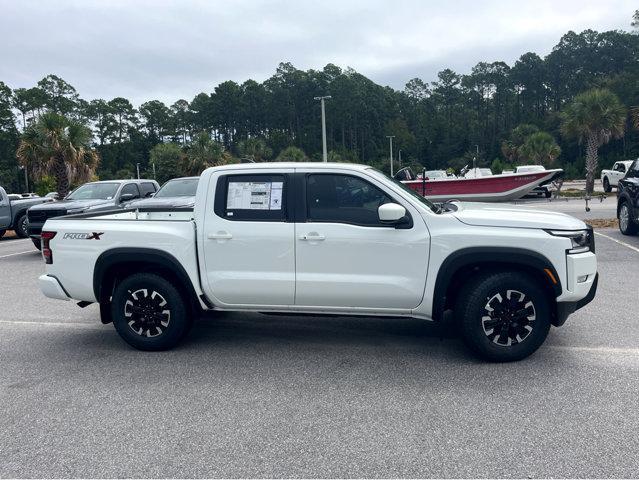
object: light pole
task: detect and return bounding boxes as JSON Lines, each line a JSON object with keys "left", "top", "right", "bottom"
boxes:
{"left": 19, "top": 165, "right": 28, "bottom": 193}
{"left": 314, "top": 95, "right": 332, "bottom": 162}
{"left": 387, "top": 136, "right": 395, "bottom": 176}
{"left": 136, "top": 163, "right": 140, "bottom": 179}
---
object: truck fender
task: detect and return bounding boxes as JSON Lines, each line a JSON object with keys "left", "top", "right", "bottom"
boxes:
{"left": 93, "top": 248, "right": 206, "bottom": 315}
{"left": 431, "top": 247, "right": 562, "bottom": 322}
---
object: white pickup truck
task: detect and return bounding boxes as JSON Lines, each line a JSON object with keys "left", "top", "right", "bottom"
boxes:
{"left": 37, "top": 163, "right": 598, "bottom": 361}
{"left": 601, "top": 160, "right": 634, "bottom": 192}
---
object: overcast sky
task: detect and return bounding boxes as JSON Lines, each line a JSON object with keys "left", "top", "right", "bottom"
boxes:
{"left": 0, "top": 0, "right": 635, "bottom": 105}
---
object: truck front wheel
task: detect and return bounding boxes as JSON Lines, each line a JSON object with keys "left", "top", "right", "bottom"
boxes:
{"left": 603, "top": 177, "right": 611, "bottom": 193}
{"left": 15, "top": 214, "right": 28, "bottom": 238}
{"left": 455, "top": 271, "right": 551, "bottom": 362}
{"left": 111, "top": 273, "right": 191, "bottom": 351}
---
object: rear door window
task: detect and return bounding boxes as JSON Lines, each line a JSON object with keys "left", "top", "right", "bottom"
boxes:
{"left": 139, "top": 182, "right": 157, "bottom": 197}
{"left": 214, "top": 174, "right": 287, "bottom": 221}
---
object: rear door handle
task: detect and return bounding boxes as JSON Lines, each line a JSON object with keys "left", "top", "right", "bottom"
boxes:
{"left": 299, "top": 233, "right": 325, "bottom": 241}
{"left": 208, "top": 231, "right": 233, "bottom": 240}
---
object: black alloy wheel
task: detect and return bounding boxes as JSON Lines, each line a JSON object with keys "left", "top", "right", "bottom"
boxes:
{"left": 481, "top": 289, "right": 536, "bottom": 347}
{"left": 456, "top": 271, "right": 551, "bottom": 362}
{"left": 124, "top": 288, "right": 171, "bottom": 338}
{"left": 111, "top": 273, "right": 191, "bottom": 350}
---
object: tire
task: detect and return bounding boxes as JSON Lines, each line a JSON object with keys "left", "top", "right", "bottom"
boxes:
{"left": 603, "top": 177, "right": 611, "bottom": 193}
{"left": 0, "top": 229, "right": 5, "bottom": 239}
{"left": 455, "top": 271, "right": 551, "bottom": 362}
{"left": 31, "top": 238, "right": 41, "bottom": 250}
{"left": 619, "top": 202, "right": 638, "bottom": 236}
{"left": 14, "top": 214, "right": 28, "bottom": 238}
{"left": 111, "top": 273, "right": 191, "bottom": 351}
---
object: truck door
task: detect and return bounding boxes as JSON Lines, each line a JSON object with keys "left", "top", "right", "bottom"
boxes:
{"left": 294, "top": 170, "right": 430, "bottom": 310}
{"left": 200, "top": 169, "right": 295, "bottom": 307}
{"left": 0, "top": 188, "right": 11, "bottom": 229}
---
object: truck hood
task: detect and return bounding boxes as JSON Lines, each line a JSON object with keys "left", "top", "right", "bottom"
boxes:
{"left": 125, "top": 196, "right": 195, "bottom": 209}
{"left": 29, "top": 198, "right": 113, "bottom": 212}
{"left": 451, "top": 202, "right": 587, "bottom": 230}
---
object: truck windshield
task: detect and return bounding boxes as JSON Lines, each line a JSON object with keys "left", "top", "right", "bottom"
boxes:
{"left": 66, "top": 183, "right": 120, "bottom": 200}
{"left": 155, "top": 178, "right": 198, "bottom": 198}
{"left": 368, "top": 169, "right": 440, "bottom": 213}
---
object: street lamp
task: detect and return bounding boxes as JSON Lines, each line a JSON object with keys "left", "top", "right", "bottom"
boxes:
{"left": 314, "top": 95, "right": 332, "bottom": 162}
{"left": 19, "top": 165, "right": 28, "bottom": 193}
{"left": 386, "top": 136, "right": 395, "bottom": 177}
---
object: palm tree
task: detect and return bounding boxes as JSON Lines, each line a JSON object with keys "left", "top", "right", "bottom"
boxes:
{"left": 180, "top": 131, "right": 232, "bottom": 176}
{"left": 237, "top": 137, "right": 272, "bottom": 162}
{"left": 518, "top": 132, "right": 561, "bottom": 167}
{"left": 561, "top": 89, "right": 626, "bottom": 195}
{"left": 275, "top": 146, "right": 307, "bottom": 162}
{"left": 16, "top": 112, "right": 99, "bottom": 198}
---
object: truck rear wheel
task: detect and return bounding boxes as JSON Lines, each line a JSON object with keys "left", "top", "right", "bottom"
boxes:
{"left": 0, "top": 229, "right": 5, "bottom": 239}
{"left": 111, "top": 273, "right": 191, "bottom": 351}
{"left": 455, "top": 271, "right": 551, "bottom": 362}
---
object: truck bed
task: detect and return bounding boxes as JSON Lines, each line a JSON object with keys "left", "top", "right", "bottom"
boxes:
{"left": 42, "top": 208, "right": 202, "bottom": 304}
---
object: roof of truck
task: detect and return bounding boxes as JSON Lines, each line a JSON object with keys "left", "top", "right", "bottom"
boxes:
{"left": 83, "top": 179, "right": 158, "bottom": 184}
{"left": 208, "top": 162, "right": 372, "bottom": 172}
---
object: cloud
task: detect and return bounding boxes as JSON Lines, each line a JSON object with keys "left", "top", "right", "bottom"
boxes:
{"left": 0, "top": 0, "right": 634, "bottom": 104}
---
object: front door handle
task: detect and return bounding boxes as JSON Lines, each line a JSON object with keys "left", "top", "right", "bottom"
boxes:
{"left": 208, "top": 231, "right": 233, "bottom": 240}
{"left": 299, "top": 233, "right": 325, "bottom": 241}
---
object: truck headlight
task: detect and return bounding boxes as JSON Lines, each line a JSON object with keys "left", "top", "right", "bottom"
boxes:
{"left": 546, "top": 229, "right": 593, "bottom": 254}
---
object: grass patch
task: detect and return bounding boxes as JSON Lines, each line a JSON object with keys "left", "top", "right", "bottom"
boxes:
{"left": 558, "top": 189, "right": 614, "bottom": 199}
{"left": 586, "top": 218, "right": 619, "bottom": 229}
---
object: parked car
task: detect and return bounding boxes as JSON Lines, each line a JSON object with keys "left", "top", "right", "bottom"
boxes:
{"left": 124, "top": 177, "right": 199, "bottom": 209}
{"left": 27, "top": 179, "right": 159, "bottom": 249}
{"left": 617, "top": 158, "right": 639, "bottom": 235}
{"left": 37, "top": 163, "right": 597, "bottom": 362}
{"left": 515, "top": 165, "right": 553, "bottom": 198}
{"left": 0, "top": 186, "right": 51, "bottom": 239}
{"left": 601, "top": 160, "right": 634, "bottom": 192}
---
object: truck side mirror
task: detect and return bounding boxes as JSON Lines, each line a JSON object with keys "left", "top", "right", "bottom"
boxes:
{"left": 378, "top": 203, "right": 406, "bottom": 224}
{"left": 120, "top": 193, "right": 136, "bottom": 202}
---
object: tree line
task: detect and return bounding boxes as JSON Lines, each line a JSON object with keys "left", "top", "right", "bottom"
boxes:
{"left": 0, "top": 14, "right": 638, "bottom": 196}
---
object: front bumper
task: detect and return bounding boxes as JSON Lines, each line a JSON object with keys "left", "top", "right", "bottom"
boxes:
{"left": 554, "top": 272, "right": 598, "bottom": 326}
{"left": 38, "top": 274, "right": 70, "bottom": 301}
{"left": 27, "top": 221, "right": 44, "bottom": 238}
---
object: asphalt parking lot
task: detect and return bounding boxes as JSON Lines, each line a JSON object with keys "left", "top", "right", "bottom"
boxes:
{"left": 1, "top": 223, "right": 638, "bottom": 478}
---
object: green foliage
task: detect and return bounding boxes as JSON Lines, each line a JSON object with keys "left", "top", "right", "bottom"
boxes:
{"left": 149, "top": 143, "right": 182, "bottom": 184}
{"left": 560, "top": 89, "right": 626, "bottom": 145}
{"left": 237, "top": 137, "right": 272, "bottom": 162}
{"left": 180, "top": 132, "right": 232, "bottom": 175}
{"left": 34, "top": 175, "right": 56, "bottom": 196}
{"left": 519, "top": 132, "right": 561, "bottom": 166}
{"left": 16, "top": 112, "right": 99, "bottom": 197}
{"left": 275, "top": 146, "right": 308, "bottom": 162}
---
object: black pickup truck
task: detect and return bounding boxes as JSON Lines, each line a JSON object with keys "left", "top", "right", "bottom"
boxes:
{"left": 0, "top": 186, "right": 51, "bottom": 239}
{"left": 617, "top": 158, "right": 639, "bottom": 235}
{"left": 27, "top": 179, "right": 159, "bottom": 249}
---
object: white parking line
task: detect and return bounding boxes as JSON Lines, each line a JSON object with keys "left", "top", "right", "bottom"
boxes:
{"left": 0, "top": 250, "right": 36, "bottom": 259}
{"left": 550, "top": 345, "right": 639, "bottom": 356}
{"left": 595, "top": 231, "right": 639, "bottom": 254}
{"left": 0, "top": 319, "right": 99, "bottom": 328}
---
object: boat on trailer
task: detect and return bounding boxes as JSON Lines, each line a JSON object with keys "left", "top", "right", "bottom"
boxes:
{"left": 396, "top": 167, "right": 564, "bottom": 203}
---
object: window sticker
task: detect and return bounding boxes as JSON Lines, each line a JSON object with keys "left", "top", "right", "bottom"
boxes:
{"left": 227, "top": 181, "right": 283, "bottom": 210}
